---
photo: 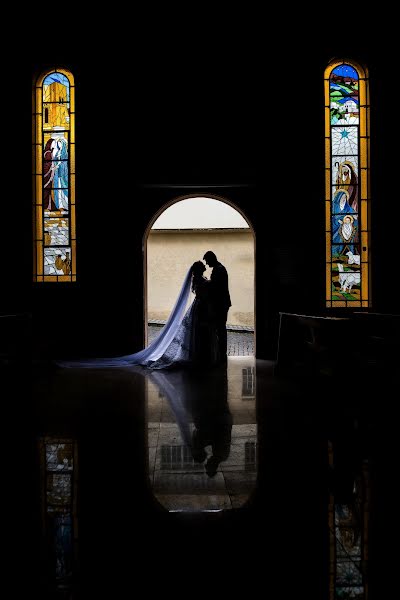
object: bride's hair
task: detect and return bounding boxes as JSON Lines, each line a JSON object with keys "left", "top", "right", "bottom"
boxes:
{"left": 191, "top": 260, "right": 206, "bottom": 292}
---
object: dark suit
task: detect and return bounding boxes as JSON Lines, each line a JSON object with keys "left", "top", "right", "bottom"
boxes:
{"left": 210, "top": 262, "right": 231, "bottom": 362}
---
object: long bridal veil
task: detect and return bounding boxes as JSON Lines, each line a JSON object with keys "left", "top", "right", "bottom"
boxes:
{"left": 59, "top": 268, "right": 194, "bottom": 369}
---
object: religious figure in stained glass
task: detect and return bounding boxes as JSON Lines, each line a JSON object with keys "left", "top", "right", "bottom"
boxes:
{"left": 33, "top": 69, "right": 76, "bottom": 282}
{"left": 332, "top": 189, "right": 359, "bottom": 257}
{"left": 43, "top": 127, "right": 69, "bottom": 211}
{"left": 325, "top": 61, "right": 369, "bottom": 306}
{"left": 334, "top": 160, "right": 358, "bottom": 212}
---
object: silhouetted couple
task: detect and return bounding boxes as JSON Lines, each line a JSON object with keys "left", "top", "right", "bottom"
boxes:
{"left": 149, "top": 250, "right": 231, "bottom": 369}
{"left": 190, "top": 251, "right": 231, "bottom": 369}
{"left": 59, "top": 251, "right": 231, "bottom": 370}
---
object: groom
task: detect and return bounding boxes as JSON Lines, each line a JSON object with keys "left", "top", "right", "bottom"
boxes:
{"left": 203, "top": 251, "right": 231, "bottom": 366}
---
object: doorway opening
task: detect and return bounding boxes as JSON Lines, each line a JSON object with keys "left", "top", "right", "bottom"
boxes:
{"left": 144, "top": 194, "right": 257, "bottom": 511}
{"left": 144, "top": 195, "right": 255, "bottom": 356}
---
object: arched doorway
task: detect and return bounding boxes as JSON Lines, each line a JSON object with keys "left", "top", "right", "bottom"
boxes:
{"left": 144, "top": 195, "right": 257, "bottom": 512}
{"left": 144, "top": 194, "right": 255, "bottom": 354}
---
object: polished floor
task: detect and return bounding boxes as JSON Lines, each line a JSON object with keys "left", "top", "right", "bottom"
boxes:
{"left": 4, "top": 354, "right": 393, "bottom": 598}
{"left": 147, "top": 357, "right": 257, "bottom": 511}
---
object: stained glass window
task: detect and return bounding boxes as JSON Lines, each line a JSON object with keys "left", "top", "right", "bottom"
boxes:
{"left": 325, "top": 61, "right": 370, "bottom": 307}
{"left": 33, "top": 69, "right": 76, "bottom": 281}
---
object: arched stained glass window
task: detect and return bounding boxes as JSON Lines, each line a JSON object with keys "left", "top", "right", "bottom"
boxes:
{"left": 33, "top": 69, "right": 76, "bottom": 281}
{"left": 325, "top": 60, "right": 370, "bottom": 307}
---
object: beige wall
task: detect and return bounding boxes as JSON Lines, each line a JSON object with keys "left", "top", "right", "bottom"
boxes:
{"left": 147, "top": 229, "right": 254, "bottom": 328}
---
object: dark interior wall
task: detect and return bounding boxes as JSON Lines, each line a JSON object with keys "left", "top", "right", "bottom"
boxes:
{"left": 1, "top": 32, "right": 398, "bottom": 359}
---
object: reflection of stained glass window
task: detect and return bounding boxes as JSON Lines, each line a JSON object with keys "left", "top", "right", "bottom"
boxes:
{"left": 33, "top": 70, "right": 76, "bottom": 282}
{"left": 325, "top": 61, "right": 370, "bottom": 307}
{"left": 328, "top": 443, "right": 369, "bottom": 600}
{"left": 39, "top": 438, "right": 78, "bottom": 594}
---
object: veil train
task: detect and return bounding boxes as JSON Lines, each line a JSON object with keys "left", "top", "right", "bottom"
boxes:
{"left": 58, "top": 268, "right": 193, "bottom": 369}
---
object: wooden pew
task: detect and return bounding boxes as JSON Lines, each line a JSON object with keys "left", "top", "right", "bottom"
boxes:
{"left": 275, "top": 312, "right": 354, "bottom": 377}
{"left": 275, "top": 311, "right": 399, "bottom": 378}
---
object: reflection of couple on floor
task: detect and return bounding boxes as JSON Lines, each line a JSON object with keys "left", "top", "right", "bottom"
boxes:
{"left": 59, "top": 251, "right": 231, "bottom": 370}
{"left": 150, "top": 366, "right": 232, "bottom": 478}
{"left": 190, "top": 369, "right": 232, "bottom": 477}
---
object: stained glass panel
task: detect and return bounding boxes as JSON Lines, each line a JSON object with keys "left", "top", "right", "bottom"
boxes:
{"left": 33, "top": 69, "right": 76, "bottom": 282}
{"left": 44, "top": 218, "right": 69, "bottom": 246}
{"left": 331, "top": 126, "right": 359, "bottom": 155}
{"left": 329, "top": 64, "right": 359, "bottom": 125}
{"left": 44, "top": 247, "right": 72, "bottom": 276}
{"left": 325, "top": 61, "right": 369, "bottom": 307}
{"left": 43, "top": 72, "right": 70, "bottom": 129}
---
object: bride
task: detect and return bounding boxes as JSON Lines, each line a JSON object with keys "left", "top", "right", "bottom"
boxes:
{"left": 59, "top": 261, "right": 220, "bottom": 370}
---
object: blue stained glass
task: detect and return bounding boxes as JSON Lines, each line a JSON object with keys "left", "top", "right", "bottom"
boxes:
{"left": 332, "top": 213, "right": 358, "bottom": 246}
{"left": 332, "top": 65, "right": 359, "bottom": 80}
{"left": 330, "top": 64, "right": 359, "bottom": 127}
